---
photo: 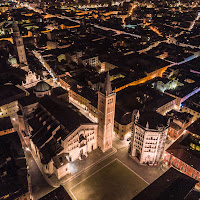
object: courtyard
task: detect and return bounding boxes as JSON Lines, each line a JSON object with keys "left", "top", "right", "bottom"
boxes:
{"left": 69, "top": 159, "right": 148, "bottom": 200}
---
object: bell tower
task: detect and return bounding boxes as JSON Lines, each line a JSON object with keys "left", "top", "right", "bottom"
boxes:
{"left": 98, "top": 72, "right": 116, "bottom": 152}
{"left": 12, "top": 21, "right": 28, "bottom": 71}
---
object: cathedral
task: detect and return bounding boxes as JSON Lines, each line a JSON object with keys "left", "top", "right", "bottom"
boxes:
{"left": 18, "top": 73, "right": 116, "bottom": 179}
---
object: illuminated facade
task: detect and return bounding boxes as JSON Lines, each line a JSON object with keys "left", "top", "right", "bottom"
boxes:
{"left": 0, "top": 85, "right": 27, "bottom": 119}
{"left": 22, "top": 70, "right": 41, "bottom": 89}
{"left": 156, "top": 99, "right": 175, "bottom": 115}
{"left": 0, "top": 101, "right": 19, "bottom": 119}
{"left": 113, "top": 65, "right": 170, "bottom": 92}
{"left": 12, "top": 21, "right": 29, "bottom": 71}
{"left": 79, "top": 55, "right": 100, "bottom": 68}
{"left": 131, "top": 110, "right": 168, "bottom": 164}
{"left": 97, "top": 72, "right": 116, "bottom": 152}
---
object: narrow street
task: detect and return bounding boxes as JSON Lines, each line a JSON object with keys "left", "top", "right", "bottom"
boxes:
{"left": 26, "top": 150, "right": 54, "bottom": 200}
{"left": 10, "top": 115, "right": 54, "bottom": 200}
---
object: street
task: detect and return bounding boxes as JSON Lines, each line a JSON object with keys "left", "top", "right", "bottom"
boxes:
{"left": 10, "top": 115, "right": 54, "bottom": 200}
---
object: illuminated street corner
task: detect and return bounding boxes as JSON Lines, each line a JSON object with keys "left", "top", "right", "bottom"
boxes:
{"left": 0, "top": 0, "right": 200, "bottom": 200}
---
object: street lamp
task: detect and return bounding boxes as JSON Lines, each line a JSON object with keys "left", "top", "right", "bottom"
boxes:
{"left": 25, "top": 147, "right": 30, "bottom": 151}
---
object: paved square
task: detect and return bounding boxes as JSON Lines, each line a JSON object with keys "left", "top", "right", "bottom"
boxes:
{"left": 70, "top": 159, "right": 148, "bottom": 200}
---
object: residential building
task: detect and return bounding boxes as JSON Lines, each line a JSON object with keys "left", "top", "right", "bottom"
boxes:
{"left": 166, "top": 110, "right": 193, "bottom": 140}
{"left": 78, "top": 55, "right": 100, "bottom": 68}
{"left": 0, "top": 84, "right": 27, "bottom": 119}
{"left": 163, "top": 118, "right": 200, "bottom": 187}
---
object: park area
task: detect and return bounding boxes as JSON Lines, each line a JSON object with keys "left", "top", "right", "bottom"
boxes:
{"left": 70, "top": 159, "right": 148, "bottom": 200}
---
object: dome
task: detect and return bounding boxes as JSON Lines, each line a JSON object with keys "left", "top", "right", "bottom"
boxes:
{"left": 34, "top": 81, "right": 51, "bottom": 92}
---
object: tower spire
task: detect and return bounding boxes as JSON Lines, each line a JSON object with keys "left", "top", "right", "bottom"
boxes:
{"left": 102, "top": 72, "right": 112, "bottom": 95}
{"left": 97, "top": 71, "right": 116, "bottom": 153}
{"left": 12, "top": 20, "right": 29, "bottom": 71}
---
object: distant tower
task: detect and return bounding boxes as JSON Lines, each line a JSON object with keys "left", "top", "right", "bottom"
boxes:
{"left": 97, "top": 72, "right": 116, "bottom": 152}
{"left": 12, "top": 21, "right": 29, "bottom": 71}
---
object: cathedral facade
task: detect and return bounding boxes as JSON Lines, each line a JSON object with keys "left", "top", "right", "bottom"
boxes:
{"left": 19, "top": 73, "right": 116, "bottom": 180}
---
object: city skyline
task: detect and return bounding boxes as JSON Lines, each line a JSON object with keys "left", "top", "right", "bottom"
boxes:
{"left": 0, "top": 0, "right": 199, "bottom": 199}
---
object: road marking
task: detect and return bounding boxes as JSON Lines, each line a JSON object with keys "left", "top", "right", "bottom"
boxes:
{"left": 62, "top": 147, "right": 117, "bottom": 184}
{"left": 69, "top": 189, "right": 78, "bottom": 200}
{"left": 69, "top": 159, "right": 118, "bottom": 199}
{"left": 69, "top": 158, "right": 150, "bottom": 200}
{"left": 116, "top": 158, "right": 149, "bottom": 184}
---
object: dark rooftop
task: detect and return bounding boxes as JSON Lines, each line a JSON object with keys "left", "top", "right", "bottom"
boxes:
{"left": 18, "top": 92, "right": 39, "bottom": 107}
{"left": 70, "top": 86, "right": 98, "bottom": 108}
{"left": 39, "top": 96, "right": 92, "bottom": 134}
{"left": 39, "top": 186, "right": 72, "bottom": 200}
{"left": 166, "top": 110, "right": 193, "bottom": 123}
{"left": 137, "top": 110, "right": 168, "bottom": 130}
{"left": 18, "top": 87, "right": 67, "bottom": 107}
{"left": 132, "top": 167, "right": 198, "bottom": 200}
{"left": 115, "top": 84, "right": 173, "bottom": 125}
{"left": 28, "top": 108, "right": 63, "bottom": 164}
{"left": 182, "top": 92, "right": 200, "bottom": 113}
{"left": 0, "top": 84, "right": 27, "bottom": 106}
{"left": 0, "top": 117, "right": 13, "bottom": 131}
{"left": 106, "top": 52, "right": 169, "bottom": 77}
{"left": 187, "top": 118, "right": 200, "bottom": 136}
